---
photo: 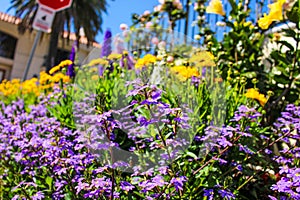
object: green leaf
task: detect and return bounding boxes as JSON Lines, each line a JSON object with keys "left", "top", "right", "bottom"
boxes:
{"left": 185, "top": 151, "right": 198, "bottom": 160}
{"left": 46, "top": 176, "right": 53, "bottom": 189}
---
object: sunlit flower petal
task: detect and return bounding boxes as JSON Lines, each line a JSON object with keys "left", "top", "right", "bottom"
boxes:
{"left": 206, "top": 0, "right": 226, "bottom": 16}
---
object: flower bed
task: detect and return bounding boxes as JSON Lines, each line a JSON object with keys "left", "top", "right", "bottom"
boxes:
{"left": 1, "top": 0, "right": 300, "bottom": 199}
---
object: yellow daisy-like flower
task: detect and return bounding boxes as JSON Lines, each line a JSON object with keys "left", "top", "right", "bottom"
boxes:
{"left": 189, "top": 51, "right": 216, "bottom": 67}
{"left": 135, "top": 54, "right": 157, "bottom": 70}
{"left": 258, "top": 0, "right": 286, "bottom": 30}
{"left": 49, "top": 60, "right": 73, "bottom": 75}
{"left": 170, "top": 66, "right": 199, "bottom": 81}
{"left": 245, "top": 88, "right": 268, "bottom": 106}
{"left": 59, "top": 59, "right": 73, "bottom": 67}
{"left": 206, "top": 0, "right": 226, "bottom": 16}
{"left": 87, "top": 58, "right": 109, "bottom": 67}
{"left": 107, "top": 53, "right": 122, "bottom": 60}
{"left": 49, "top": 65, "right": 61, "bottom": 75}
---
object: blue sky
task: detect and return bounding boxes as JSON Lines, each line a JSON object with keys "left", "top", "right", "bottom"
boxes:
{"left": 0, "top": 0, "right": 158, "bottom": 43}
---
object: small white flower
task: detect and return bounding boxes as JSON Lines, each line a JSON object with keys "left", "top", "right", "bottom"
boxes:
{"left": 120, "top": 23, "right": 128, "bottom": 31}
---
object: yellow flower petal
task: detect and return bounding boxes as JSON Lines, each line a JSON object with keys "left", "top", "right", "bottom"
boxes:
{"left": 258, "top": 0, "right": 286, "bottom": 29}
{"left": 206, "top": 0, "right": 225, "bottom": 16}
{"left": 245, "top": 88, "right": 267, "bottom": 106}
{"left": 258, "top": 14, "right": 272, "bottom": 30}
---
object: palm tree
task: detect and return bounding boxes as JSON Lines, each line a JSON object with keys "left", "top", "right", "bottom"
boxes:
{"left": 9, "top": 0, "right": 109, "bottom": 71}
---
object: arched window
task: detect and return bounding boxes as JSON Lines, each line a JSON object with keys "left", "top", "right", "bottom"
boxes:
{"left": 0, "top": 31, "right": 17, "bottom": 59}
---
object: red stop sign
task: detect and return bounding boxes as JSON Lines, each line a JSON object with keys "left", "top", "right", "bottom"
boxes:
{"left": 37, "top": 0, "right": 73, "bottom": 12}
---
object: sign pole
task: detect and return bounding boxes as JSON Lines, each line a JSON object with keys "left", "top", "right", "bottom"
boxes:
{"left": 22, "top": 30, "right": 42, "bottom": 81}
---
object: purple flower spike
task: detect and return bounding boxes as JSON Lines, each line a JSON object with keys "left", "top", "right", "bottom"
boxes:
{"left": 101, "top": 29, "right": 112, "bottom": 57}
{"left": 67, "top": 42, "right": 76, "bottom": 78}
{"left": 99, "top": 29, "right": 112, "bottom": 76}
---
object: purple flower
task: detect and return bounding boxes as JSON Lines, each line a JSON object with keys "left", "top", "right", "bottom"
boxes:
{"left": 170, "top": 176, "right": 187, "bottom": 191}
{"left": 152, "top": 175, "right": 166, "bottom": 187}
{"left": 203, "top": 189, "right": 214, "bottom": 200}
{"left": 120, "top": 181, "right": 135, "bottom": 191}
{"left": 264, "top": 148, "right": 272, "bottom": 154}
{"left": 120, "top": 54, "right": 135, "bottom": 69}
{"left": 268, "top": 195, "right": 277, "bottom": 200}
{"left": 99, "top": 29, "right": 112, "bottom": 76}
{"left": 238, "top": 144, "right": 253, "bottom": 155}
{"left": 32, "top": 191, "right": 44, "bottom": 200}
{"left": 218, "top": 189, "right": 236, "bottom": 199}
{"left": 101, "top": 29, "right": 112, "bottom": 57}
{"left": 67, "top": 42, "right": 76, "bottom": 78}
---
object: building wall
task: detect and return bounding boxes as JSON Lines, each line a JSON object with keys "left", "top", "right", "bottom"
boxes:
{"left": 0, "top": 16, "right": 100, "bottom": 80}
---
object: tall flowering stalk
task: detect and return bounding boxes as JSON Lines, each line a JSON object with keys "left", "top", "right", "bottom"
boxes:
{"left": 67, "top": 42, "right": 76, "bottom": 78}
{"left": 99, "top": 29, "right": 112, "bottom": 76}
{"left": 101, "top": 29, "right": 112, "bottom": 57}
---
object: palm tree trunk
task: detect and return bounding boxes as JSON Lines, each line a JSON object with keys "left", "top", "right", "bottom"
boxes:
{"left": 46, "top": 12, "right": 64, "bottom": 72}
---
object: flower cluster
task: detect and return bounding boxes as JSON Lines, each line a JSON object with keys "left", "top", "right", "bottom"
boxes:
{"left": 0, "top": 99, "right": 98, "bottom": 199}
{"left": 134, "top": 54, "right": 157, "bottom": 69}
{"left": 269, "top": 104, "right": 300, "bottom": 199}
{"left": 0, "top": 71, "right": 70, "bottom": 104}
{"left": 170, "top": 66, "right": 200, "bottom": 81}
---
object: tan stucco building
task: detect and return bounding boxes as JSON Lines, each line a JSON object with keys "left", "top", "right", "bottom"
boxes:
{"left": 0, "top": 12, "right": 100, "bottom": 81}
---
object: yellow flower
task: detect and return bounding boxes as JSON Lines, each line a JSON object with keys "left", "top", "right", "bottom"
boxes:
{"left": 59, "top": 60, "right": 73, "bottom": 67}
{"left": 233, "top": 21, "right": 238, "bottom": 27}
{"left": 87, "top": 58, "right": 109, "bottom": 66}
{"left": 258, "top": 14, "right": 273, "bottom": 30}
{"left": 206, "top": 0, "right": 225, "bottom": 16}
{"left": 258, "top": 14, "right": 272, "bottom": 30}
{"left": 268, "top": 0, "right": 285, "bottom": 21}
{"left": 49, "top": 60, "right": 73, "bottom": 75}
{"left": 135, "top": 54, "right": 157, "bottom": 69}
{"left": 107, "top": 53, "right": 122, "bottom": 60}
{"left": 189, "top": 51, "right": 216, "bottom": 67}
{"left": 245, "top": 88, "right": 268, "bottom": 106}
{"left": 49, "top": 65, "right": 61, "bottom": 75}
{"left": 170, "top": 66, "right": 199, "bottom": 81}
{"left": 91, "top": 75, "right": 99, "bottom": 80}
{"left": 243, "top": 21, "right": 254, "bottom": 29}
{"left": 258, "top": 0, "right": 286, "bottom": 30}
